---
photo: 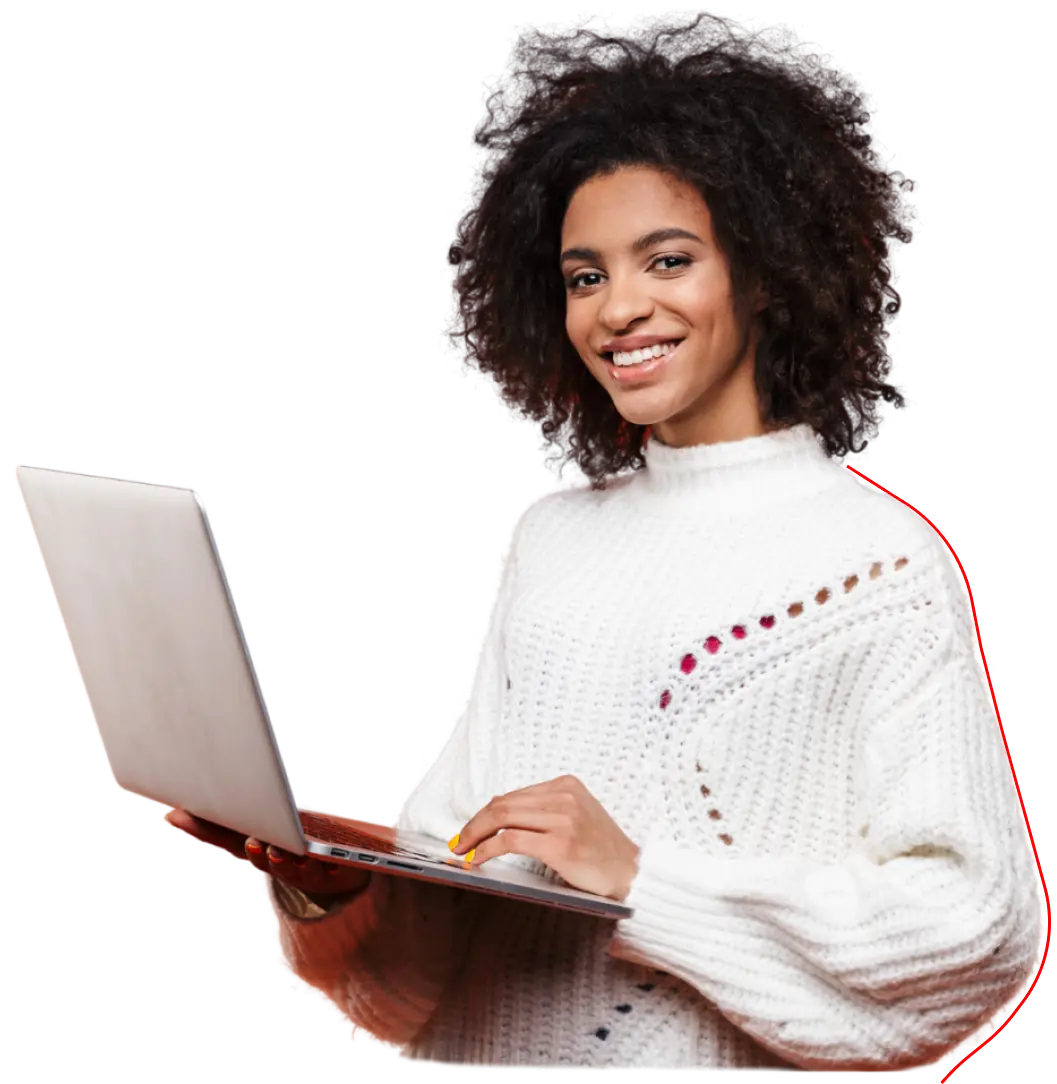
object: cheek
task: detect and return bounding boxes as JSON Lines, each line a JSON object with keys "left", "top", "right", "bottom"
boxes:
{"left": 565, "top": 305, "right": 590, "bottom": 352}
{"left": 670, "top": 269, "right": 735, "bottom": 330}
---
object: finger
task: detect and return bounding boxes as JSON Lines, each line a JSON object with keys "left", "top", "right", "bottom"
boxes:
{"left": 246, "top": 838, "right": 303, "bottom": 882}
{"left": 248, "top": 842, "right": 315, "bottom": 894}
{"left": 453, "top": 779, "right": 582, "bottom": 851}
{"left": 468, "top": 827, "right": 549, "bottom": 868}
{"left": 245, "top": 837, "right": 272, "bottom": 873}
{"left": 454, "top": 803, "right": 568, "bottom": 855}
{"left": 457, "top": 780, "right": 581, "bottom": 854}
{"left": 266, "top": 843, "right": 292, "bottom": 872}
{"left": 480, "top": 776, "right": 581, "bottom": 806}
{"left": 167, "top": 809, "right": 249, "bottom": 857}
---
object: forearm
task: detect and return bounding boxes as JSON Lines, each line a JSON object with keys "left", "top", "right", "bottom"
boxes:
{"left": 269, "top": 871, "right": 483, "bottom": 1047}
{"left": 302, "top": 888, "right": 355, "bottom": 913}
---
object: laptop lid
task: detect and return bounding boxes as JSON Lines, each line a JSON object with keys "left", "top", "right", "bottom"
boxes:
{"left": 16, "top": 465, "right": 310, "bottom": 854}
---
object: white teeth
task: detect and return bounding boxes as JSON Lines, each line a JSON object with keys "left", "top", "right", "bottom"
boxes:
{"left": 611, "top": 340, "right": 679, "bottom": 366}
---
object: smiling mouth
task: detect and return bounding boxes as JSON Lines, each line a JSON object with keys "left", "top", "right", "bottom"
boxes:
{"left": 598, "top": 340, "right": 680, "bottom": 366}
{"left": 600, "top": 339, "right": 683, "bottom": 384}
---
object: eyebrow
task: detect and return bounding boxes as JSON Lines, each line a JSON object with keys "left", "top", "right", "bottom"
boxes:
{"left": 559, "top": 227, "right": 704, "bottom": 265}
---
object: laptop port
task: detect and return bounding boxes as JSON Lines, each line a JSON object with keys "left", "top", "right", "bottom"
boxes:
{"left": 329, "top": 847, "right": 350, "bottom": 859}
{"left": 356, "top": 853, "right": 378, "bottom": 863}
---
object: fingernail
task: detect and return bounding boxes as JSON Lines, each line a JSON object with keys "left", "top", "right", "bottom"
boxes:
{"left": 246, "top": 840, "right": 263, "bottom": 855}
{"left": 292, "top": 855, "right": 306, "bottom": 867}
{"left": 448, "top": 833, "right": 460, "bottom": 852}
{"left": 267, "top": 849, "right": 284, "bottom": 864}
{"left": 463, "top": 848, "right": 476, "bottom": 864}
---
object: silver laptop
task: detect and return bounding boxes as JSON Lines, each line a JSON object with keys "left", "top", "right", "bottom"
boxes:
{"left": 16, "top": 465, "right": 632, "bottom": 920}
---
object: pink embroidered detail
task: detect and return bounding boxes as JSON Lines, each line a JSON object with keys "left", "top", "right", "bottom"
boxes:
{"left": 705, "top": 636, "right": 721, "bottom": 654}
{"left": 680, "top": 654, "right": 697, "bottom": 674}
{"left": 660, "top": 689, "right": 672, "bottom": 710}
{"left": 760, "top": 615, "right": 775, "bottom": 628}
{"left": 732, "top": 625, "right": 746, "bottom": 639}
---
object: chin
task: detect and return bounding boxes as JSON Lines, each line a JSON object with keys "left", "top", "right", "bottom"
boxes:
{"left": 617, "top": 411, "right": 664, "bottom": 429}
{"left": 614, "top": 393, "right": 680, "bottom": 426}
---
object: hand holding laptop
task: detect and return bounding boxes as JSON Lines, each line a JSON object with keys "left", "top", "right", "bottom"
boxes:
{"left": 165, "top": 808, "right": 372, "bottom": 908}
{"left": 16, "top": 466, "right": 633, "bottom": 920}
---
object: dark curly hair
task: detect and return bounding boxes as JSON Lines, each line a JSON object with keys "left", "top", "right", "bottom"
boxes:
{"left": 446, "top": 12, "right": 916, "bottom": 490}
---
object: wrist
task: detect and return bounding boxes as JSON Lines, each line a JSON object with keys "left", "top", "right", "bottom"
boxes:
{"left": 302, "top": 888, "right": 348, "bottom": 910}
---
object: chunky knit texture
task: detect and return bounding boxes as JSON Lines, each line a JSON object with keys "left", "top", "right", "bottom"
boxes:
{"left": 269, "top": 423, "right": 1041, "bottom": 1069}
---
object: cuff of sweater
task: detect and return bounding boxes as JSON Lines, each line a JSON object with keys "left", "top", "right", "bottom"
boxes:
{"left": 270, "top": 878, "right": 333, "bottom": 920}
{"left": 269, "top": 871, "right": 391, "bottom": 987}
{"left": 269, "top": 870, "right": 384, "bottom": 932}
{"left": 605, "top": 836, "right": 781, "bottom": 974}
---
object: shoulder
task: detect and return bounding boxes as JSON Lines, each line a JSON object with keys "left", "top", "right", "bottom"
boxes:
{"left": 493, "top": 481, "right": 634, "bottom": 584}
{"left": 808, "top": 471, "right": 975, "bottom": 648}
{"left": 496, "top": 476, "right": 585, "bottom": 563}
{"left": 507, "top": 479, "right": 621, "bottom": 550}
{"left": 816, "top": 468, "right": 935, "bottom": 546}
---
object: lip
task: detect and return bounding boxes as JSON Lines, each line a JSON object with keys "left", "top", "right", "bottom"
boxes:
{"left": 604, "top": 340, "right": 681, "bottom": 385}
{"left": 600, "top": 333, "right": 684, "bottom": 353}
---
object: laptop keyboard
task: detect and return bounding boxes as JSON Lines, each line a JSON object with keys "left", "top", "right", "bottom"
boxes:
{"left": 299, "top": 811, "right": 407, "bottom": 855}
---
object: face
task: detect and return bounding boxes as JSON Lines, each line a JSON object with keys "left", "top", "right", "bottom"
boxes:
{"left": 560, "top": 165, "right": 771, "bottom": 448}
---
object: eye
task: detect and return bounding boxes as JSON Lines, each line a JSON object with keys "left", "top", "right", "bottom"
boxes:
{"left": 565, "top": 254, "right": 691, "bottom": 291}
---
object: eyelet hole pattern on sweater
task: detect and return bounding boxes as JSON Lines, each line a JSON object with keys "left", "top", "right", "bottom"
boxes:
{"left": 657, "top": 555, "right": 913, "bottom": 852}
{"left": 593, "top": 978, "right": 669, "bottom": 1042}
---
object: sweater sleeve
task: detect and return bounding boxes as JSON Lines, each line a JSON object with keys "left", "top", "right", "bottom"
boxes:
{"left": 268, "top": 510, "right": 526, "bottom": 1048}
{"left": 606, "top": 542, "right": 1043, "bottom": 1070}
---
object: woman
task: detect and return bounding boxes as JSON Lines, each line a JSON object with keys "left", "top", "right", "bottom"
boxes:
{"left": 168, "top": 13, "right": 1041, "bottom": 1069}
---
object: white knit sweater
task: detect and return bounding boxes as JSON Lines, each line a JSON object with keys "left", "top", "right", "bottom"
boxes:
{"left": 268, "top": 423, "right": 1041, "bottom": 1069}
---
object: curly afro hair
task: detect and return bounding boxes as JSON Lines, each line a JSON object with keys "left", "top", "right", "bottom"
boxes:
{"left": 446, "top": 12, "right": 916, "bottom": 490}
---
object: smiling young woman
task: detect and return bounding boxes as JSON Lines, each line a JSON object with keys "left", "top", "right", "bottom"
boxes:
{"left": 204, "top": 11, "right": 1041, "bottom": 1072}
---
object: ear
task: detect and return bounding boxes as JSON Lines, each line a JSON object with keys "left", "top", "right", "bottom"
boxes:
{"left": 742, "top": 272, "right": 769, "bottom": 316}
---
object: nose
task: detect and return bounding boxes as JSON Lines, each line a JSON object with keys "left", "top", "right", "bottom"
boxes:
{"left": 597, "top": 269, "right": 654, "bottom": 333}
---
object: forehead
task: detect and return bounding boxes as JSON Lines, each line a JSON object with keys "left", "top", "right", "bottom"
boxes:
{"left": 561, "top": 166, "right": 711, "bottom": 240}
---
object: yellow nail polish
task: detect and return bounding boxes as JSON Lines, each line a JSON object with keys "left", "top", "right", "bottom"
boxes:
{"left": 448, "top": 833, "right": 460, "bottom": 851}
{"left": 463, "top": 848, "right": 476, "bottom": 864}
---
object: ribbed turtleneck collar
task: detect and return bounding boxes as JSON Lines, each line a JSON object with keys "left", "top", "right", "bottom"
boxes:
{"left": 636, "top": 422, "right": 844, "bottom": 510}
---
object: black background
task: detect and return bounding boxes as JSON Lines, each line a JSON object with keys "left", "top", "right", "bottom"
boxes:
{"left": 4, "top": 4, "right": 1045, "bottom": 1079}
